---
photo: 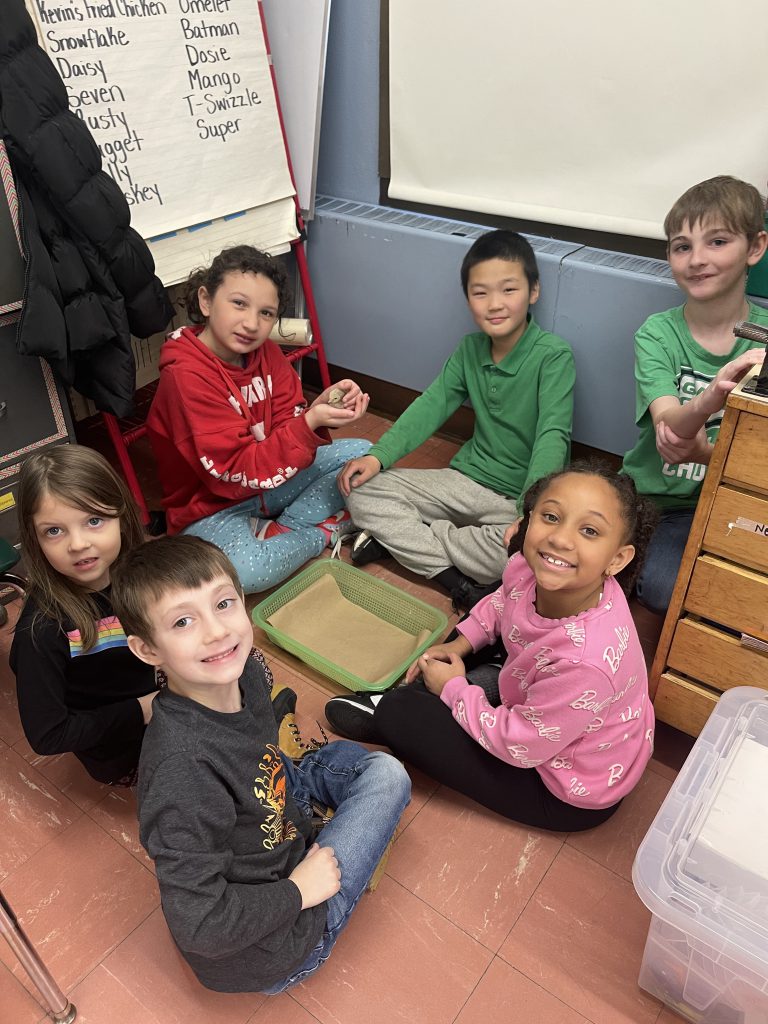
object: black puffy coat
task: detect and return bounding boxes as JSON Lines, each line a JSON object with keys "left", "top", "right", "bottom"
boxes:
{"left": 0, "top": 0, "right": 173, "bottom": 417}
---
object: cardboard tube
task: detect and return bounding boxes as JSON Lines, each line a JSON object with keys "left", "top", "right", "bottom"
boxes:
{"left": 269, "top": 318, "right": 312, "bottom": 346}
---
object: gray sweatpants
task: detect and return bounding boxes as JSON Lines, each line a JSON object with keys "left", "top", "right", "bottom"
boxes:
{"left": 345, "top": 467, "right": 517, "bottom": 584}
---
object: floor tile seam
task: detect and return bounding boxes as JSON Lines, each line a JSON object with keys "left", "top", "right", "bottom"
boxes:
{"left": 0, "top": 727, "right": 24, "bottom": 748}
{"left": 0, "top": 960, "right": 50, "bottom": 1024}
{"left": 448, "top": 954, "right": 500, "bottom": 1023}
{"left": 99, "top": 961, "right": 167, "bottom": 1024}
{"left": 383, "top": 783, "right": 437, "bottom": 849}
{"left": 4, "top": 744, "right": 90, "bottom": 818}
{"left": 563, "top": 833, "right": 644, "bottom": 887}
{"left": 85, "top": 808, "right": 158, "bottom": 878}
{"left": 80, "top": 906, "right": 166, "bottom": 997}
{"left": 272, "top": 992, "right": 324, "bottom": 1024}
{"left": 569, "top": 832, "right": 648, "bottom": 887}
{"left": 491, "top": 948, "right": 601, "bottom": 1024}
{"left": 496, "top": 895, "right": 664, "bottom": 1024}
{"left": 382, "top": 872, "right": 506, "bottom": 956}
{"left": 493, "top": 956, "right": 609, "bottom": 1024}
{"left": 0, "top": 801, "right": 90, "bottom": 886}
{"left": 504, "top": 837, "right": 569, "bottom": 932}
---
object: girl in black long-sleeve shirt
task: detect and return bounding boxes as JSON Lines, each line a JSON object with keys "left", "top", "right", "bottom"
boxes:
{"left": 10, "top": 446, "right": 157, "bottom": 784}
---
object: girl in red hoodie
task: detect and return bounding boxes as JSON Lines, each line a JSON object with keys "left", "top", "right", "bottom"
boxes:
{"left": 147, "top": 245, "right": 371, "bottom": 592}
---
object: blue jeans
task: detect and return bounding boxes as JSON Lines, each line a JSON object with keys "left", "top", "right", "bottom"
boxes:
{"left": 635, "top": 508, "right": 695, "bottom": 614}
{"left": 263, "top": 742, "right": 411, "bottom": 994}
{"left": 183, "top": 439, "right": 370, "bottom": 592}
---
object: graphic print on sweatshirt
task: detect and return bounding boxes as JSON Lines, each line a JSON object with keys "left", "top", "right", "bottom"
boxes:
{"left": 67, "top": 616, "right": 128, "bottom": 658}
{"left": 253, "top": 744, "right": 298, "bottom": 850}
{"left": 661, "top": 364, "right": 721, "bottom": 484}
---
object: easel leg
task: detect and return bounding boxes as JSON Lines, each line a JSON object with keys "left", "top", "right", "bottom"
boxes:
{"left": 0, "top": 891, "right": 76, "bottom": 1022}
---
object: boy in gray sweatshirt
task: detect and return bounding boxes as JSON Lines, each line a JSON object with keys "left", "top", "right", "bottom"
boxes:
{"left": 111, "top": 535, "right": 410, "bottom": 994}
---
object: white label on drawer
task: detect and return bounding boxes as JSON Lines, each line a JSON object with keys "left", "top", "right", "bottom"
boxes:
{"left": 0, "top": 492, "right": 15, "bottom": 513}
{"left": 728, "top": 516, "right": 768, "bottom": 537}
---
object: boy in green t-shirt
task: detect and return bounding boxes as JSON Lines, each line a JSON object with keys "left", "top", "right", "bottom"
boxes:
{"left": 623, "top": 175, "right": 768, "bottom": 614}
{"left": 337, "top": 230, "right": 575, "bottom": 610}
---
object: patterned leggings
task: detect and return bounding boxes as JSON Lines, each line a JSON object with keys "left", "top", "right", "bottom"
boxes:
{"left": 183, "top": 438, "right": 370, "bottom": 593}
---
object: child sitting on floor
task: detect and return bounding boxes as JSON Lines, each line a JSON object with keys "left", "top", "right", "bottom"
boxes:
{"left": 338, "top": 229, "right": 575, "bottom": 610}
{"left": 10, "top": 446, "right": 157, "bottom": 786}
{"left": 622, "top": 175, "right": 768, "bottom": 613}
{"left": 326, "top": 463, "right": 657, "bottom": 833}
{"left": 146, "top": 244, "right": 371, "bottom": 593}
{"left": 111, "top": 535, "right": 410, "bottom": 994}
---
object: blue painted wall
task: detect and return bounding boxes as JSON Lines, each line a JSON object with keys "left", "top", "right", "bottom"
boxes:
{"left": 310, "top": 3, "right": 685, "bottom": 456}
{"left": 316, "top": 0, "right": 381, "bottom": 204}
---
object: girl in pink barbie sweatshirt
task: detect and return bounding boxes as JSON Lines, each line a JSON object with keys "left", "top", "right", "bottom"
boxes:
{"left": 326, "top": 464, "right": 659, "bottom": 832}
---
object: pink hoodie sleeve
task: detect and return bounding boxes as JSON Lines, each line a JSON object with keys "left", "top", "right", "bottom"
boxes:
{"left": 441, "top": 663, "right": 615, "bottom": 767}
{"left": 455, "top": 586, "right": 506, "bottom": 651}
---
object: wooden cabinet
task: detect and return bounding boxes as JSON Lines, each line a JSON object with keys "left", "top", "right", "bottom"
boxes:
{"left": 650, "top": 371, "right": 768, "bottom": 736}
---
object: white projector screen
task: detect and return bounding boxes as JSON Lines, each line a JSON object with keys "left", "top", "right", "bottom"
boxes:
{"left": 389, "top": 1, "right": 768, "bottom": 239}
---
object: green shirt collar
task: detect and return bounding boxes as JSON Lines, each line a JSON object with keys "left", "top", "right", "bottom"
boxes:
{"left": 479, "top": 315, "right": 542, "bottom": 372}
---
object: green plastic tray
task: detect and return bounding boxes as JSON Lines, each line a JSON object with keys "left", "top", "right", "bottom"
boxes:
{"left": 252, "top": 559, "right": 447, "bottom": 692}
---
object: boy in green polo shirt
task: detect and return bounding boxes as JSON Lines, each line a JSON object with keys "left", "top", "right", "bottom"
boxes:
{"left": 337, "top": 230, "right": 575, "bottom": 608}
{"left": 623, "top": 175, "right": 768, "bottom": 614}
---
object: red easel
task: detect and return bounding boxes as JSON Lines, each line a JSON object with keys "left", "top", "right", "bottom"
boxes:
{"left": 103, "top": 8, "right": 331, "bottom": 526}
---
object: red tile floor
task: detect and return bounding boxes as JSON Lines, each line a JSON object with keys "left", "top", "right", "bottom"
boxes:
{"left": 0, "top": 409, "right": 696, "bottom": 1024}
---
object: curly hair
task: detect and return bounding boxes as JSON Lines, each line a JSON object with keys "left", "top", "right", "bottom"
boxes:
{"left": 508, "top": 460, "right": 659, "bottom": 595}
{"left": 182, "top": 245, "right": 291, "bottom": 324}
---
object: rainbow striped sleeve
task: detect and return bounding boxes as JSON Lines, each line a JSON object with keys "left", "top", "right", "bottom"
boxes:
{"left": 67, "top": 616, "right": 128, "bottom": 658}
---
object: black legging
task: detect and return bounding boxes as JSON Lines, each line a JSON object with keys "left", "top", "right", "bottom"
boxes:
{"left": 375, "top": 682, "right": 620, "bottom": 832}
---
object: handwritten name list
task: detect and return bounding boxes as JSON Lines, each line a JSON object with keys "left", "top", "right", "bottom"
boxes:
{"left": 31, "top": 0, "right": 294, "bottom": 238}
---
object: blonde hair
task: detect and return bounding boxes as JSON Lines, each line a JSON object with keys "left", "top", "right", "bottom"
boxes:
{"left": 18, "top": 445, "right": 145, "bottom": 650}
{"left": 664, "top": 175, "right": 766, "bottom": 243}
{"left": 111, "top": 535, "right": 242, "bottom": 641}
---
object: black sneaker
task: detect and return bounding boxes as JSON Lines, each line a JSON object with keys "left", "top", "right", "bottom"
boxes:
{"left": 350, "top": 530, "right": 390, "bottom": 566}
{"left": 449, "top": 576, "right": 501, "bottom": 613}
{"left": 324, "top": 692, "right": 386, "bottom": 743}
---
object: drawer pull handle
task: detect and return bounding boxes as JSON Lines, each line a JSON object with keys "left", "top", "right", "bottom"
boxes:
{"left": 0, "top": 402, "right": 6, "bottom": 419}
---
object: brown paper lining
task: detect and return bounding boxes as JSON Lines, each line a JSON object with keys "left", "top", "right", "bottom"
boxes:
{"left": 267, "top": 573, "right": 430, "bottom": 684}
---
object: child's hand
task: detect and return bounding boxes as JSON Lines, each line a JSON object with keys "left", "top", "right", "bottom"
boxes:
{"left": 137, "top": 691, "right": 159, "bottom": 724}
{"left": 288, "top": 843, "right": 341, "bottom": 909}
{"left": 655, "top": 421, "right": 712, "bottom": 466}
{"left": 337, "top": 454, "right": 381, "bottom": 496}
{"left": 698, "top": 348, "right": 766, "bottom": 417}
{"left": 305, "top": 392, "right": 370, "bottom": 432}
{"left": 405, "top": 638, "right": 472, "bottom": 684}
{"left": 330, "top": 379, "right": 363, "bottom": 406}
{"left": 420, "top": 652, "right": 466, "bottom": 695}
{"left": 312, "top": 379, "right": 363, "bottom": 409}
{"left": 503, "top": 518, "right": 522, "bottom": 549}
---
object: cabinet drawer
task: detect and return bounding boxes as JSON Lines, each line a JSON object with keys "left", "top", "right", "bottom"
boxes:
{"left": 723, "top": 412, "right": 768, "bottom": 495}
{"left": 685, "top": 555, "right": 768, "bottom": 641}
{"left": 703, "top": 486, "right": 768, "bottom": 573}
{"left": 654, "top": 672, "right": 719, "bottom": 737}
{"left": 668, "top": 617, "right": 768, "bottom": 693}
{"left": 0, "top": 323, "right": 72, "bottom": 474}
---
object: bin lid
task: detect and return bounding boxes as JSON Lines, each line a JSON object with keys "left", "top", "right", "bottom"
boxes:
{"left": 632, "top": 687, "right": 768, "bottom": 975}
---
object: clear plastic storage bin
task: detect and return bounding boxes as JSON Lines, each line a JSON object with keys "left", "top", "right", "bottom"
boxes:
{"left": 632, "top": 687, "right": 768, "bottom": 1024}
